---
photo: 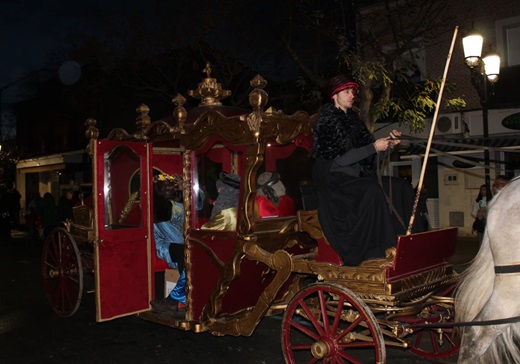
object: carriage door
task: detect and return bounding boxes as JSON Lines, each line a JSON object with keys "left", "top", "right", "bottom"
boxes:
{"left": 94, "top": 140, "right": 152, "bottom": 321}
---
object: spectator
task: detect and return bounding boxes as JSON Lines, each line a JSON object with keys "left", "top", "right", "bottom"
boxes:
{"left": 414, "top": 185, "right": 430, "bottom": 231}
{"left": 41, "top": 192, "right": 57, "bottom": 237}
{"left": 57, "top": 188, "right": 75, "bottom": 224}
{"left": 471, "top": 184, "right": 489, "bottom": 245}
{"left": 27, "top": 192, "right": 43, "bottom": 239}
{"left": 492, "top": 175, "right": 512, "bottom": 195}
{"left": 0, "top": 185, "right": 12, "bottom": 243}
{"left": 6, "top": 184, "right": 21, "bottom": 229}
{"left": 74, "top": 191, "right": 85, "bottom": 206}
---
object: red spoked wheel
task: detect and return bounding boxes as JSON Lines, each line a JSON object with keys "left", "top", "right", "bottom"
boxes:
{"left": 282, "top": 283, "right": 385, "bottom": 363}
{"left": 399, "top": 285, "right": 460, "bottom": 359}
{"left": 42, "top": 227, "right": 83, "bottom": 317}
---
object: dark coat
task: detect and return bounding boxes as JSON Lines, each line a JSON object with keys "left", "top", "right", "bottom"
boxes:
{"left": 312, "top": 104, "right": 420, "bottom": 266}
{"left": 57, "top": 197, "right": 75, "bottom": 222}
{"left": 313, "top": 104, "right": 375, "bottom": 176}
{"left": 41, "top": 193, "right": 57, "bottom": 228}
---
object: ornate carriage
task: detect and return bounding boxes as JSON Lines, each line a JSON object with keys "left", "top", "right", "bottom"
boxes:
{"left": 42, "top": 66, "right": 459, "bottom": 363}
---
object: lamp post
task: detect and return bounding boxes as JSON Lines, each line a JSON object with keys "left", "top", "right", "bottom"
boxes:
{"left": 462, "top": 34, "right": 500, "bottom": 197}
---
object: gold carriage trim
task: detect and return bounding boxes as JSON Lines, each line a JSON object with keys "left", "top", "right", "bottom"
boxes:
{"left": 295, "top": 209, "right": 458, "bottom": 306}
{"left": 70, "top": 205, "right": 95, "bottom": 243}
{"left": 292, "top": 257, "right": 457, "bottom": 306}
{"left": 188, "top": 62, "right": 231, "bottom": 106}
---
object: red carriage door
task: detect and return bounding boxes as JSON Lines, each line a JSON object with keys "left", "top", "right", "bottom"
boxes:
{"left": 93, "top": 140, "right": 152, "bottom": 321}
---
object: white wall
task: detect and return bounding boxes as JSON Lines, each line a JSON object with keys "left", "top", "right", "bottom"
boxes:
{"left": 437, "top": 159, "right": 485, "bottom": 237}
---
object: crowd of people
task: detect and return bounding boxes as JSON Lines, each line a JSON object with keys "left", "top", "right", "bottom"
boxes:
{"left": 23, "top": 187, "right": 89, "bottom": 241}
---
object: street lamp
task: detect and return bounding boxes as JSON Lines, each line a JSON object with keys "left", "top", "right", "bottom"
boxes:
{"left": 462, "top": 34, "right": 500, "bottom": 198}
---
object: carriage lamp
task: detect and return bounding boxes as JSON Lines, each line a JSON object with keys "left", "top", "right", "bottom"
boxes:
{"left": 462, "top": 33, "right": 501, "bottom": 197}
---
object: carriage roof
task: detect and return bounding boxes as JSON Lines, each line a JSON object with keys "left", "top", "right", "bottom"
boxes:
{"left": 85, "top": 65, "right": 316, "bottom": 151}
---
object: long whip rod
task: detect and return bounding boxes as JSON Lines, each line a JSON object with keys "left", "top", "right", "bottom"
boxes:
{"left": 407, "top": 26, "right": 459, "bottom": 235}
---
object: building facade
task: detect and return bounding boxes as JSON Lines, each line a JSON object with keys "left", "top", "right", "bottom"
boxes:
{"left": 373, "top": 0, "right": 520, "bottom": 236}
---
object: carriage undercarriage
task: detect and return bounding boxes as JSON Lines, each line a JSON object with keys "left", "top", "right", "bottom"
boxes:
{"left": 42, "top": 208, "right": 460, "bottom": 363}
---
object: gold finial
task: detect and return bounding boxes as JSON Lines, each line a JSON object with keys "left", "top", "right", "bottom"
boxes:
{"left": 135, "top": 104, "right": 151, "bottom": 140}
{"left": 85, "top": 118, "right": 99, "bottom": 141}
{"left": 85, "top": 118, "right": 98, "bottom": 157}
{"left": 203, "top": 62, "right": 212, "bottom": 78}
{"left": 136, "top": 104, "right": 151, "bottom": 126}
{"left": 248, "top": 75, "right": 268, "bottom": 111}
{"left": 135, "top": 104, "right": 151, "bottom": 139}
{"left": 172, "top": 94, "right": 187, "bottom": 130}
{"left": 247, "top": 74, "right": 269, "bottom": 140}
{"left": 188, "top": 62, "right": 231, "bottom": 106}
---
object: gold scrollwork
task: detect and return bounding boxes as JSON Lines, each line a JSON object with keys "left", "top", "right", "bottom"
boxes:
{"left": 118, "top": 191, "right": 140, "bottom": 224}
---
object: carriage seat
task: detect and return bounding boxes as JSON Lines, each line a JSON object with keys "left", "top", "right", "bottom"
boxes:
{"left": 297, "top": 208, "right": 398, "bottom": 268}
{"left": 297, "top": 208, "right": 457, "bottom": 279}
{"left": 151, "top": 239, "right": 170, "bottom": 272}
{"left": 298, "top": 184, "right": 343, "bottom": 265}
{"left": 72, "top": 205, "right": 93, "bottom": 228}
{"left": 297, "top": 209, "right": 343, "bottom": 265}
{"left": 153, "top": 254, "right": 169, "bottom": 272}
{"left": 298, "top": 185, "right": 400, "bottom": 267}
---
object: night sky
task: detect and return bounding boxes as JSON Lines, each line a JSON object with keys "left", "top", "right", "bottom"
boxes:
{"left": 0, "top": 0, "right": 145, "bottom": 102}
{"left": 0, "top": 0, "right": 314, "bottom": 113}
{"left": 1, "top": 0, "right": 315, "bottom": 142}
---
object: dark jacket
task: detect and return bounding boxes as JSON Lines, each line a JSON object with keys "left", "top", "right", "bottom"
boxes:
{"left": 312, "top": 104, "right": 420, "bottom": 266}
{"left": 313, "top": 104, "right": 376, "bottom": 177}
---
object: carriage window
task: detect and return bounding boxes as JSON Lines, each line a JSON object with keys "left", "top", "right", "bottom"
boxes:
{"left": 255, "top": 143, "right": 313, "bottom": 219}
{"left": 191, "top": 142, "right": 243, "bottom": 231}
{"left": 103, "top": 145, "right": 142, "bottom": 229}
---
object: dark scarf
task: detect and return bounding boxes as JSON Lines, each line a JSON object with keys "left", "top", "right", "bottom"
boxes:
{"left": 212, "top": 173, "right": 241, "bottom": 218}
{"left": 312, "top": 103, "right": 376, "bottom": 176}
{"left": 257, "top": 172, "right": 281, "bottom": 206}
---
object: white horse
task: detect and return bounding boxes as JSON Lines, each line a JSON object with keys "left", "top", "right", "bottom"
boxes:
{"left": 456, "top": 176, "right": 520, "bottom": 363}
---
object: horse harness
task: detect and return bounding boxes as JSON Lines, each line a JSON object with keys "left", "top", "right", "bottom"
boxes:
{"left": 495, "top": 263, "right": 520, "bottom": 274}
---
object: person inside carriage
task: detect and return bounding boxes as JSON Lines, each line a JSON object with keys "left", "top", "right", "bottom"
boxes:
{"left": 255, "top": 171, "right": 295, "bottom": 218}
{"left": 149, "top": 173, "right": 187, "bottom": 317}
{"left": 312, "top": 74, "right": 424, "bottom": 267}
{"left": 201, "top": 172, "right": 241, "bottom": 230}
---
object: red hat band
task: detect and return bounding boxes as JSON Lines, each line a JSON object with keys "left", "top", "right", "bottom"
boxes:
{"left": 331, "top": 82, "right": 359, "bottom": 99}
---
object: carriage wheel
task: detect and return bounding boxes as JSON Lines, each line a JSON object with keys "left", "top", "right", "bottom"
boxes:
{"left": 282, "top": 283, "right": 386, "bottom": 363}
{"left": 42, "top": 227, "right": 83, "bottom": 317}
{"left": 402, "top": 284, "right": 460, "bottom": 359}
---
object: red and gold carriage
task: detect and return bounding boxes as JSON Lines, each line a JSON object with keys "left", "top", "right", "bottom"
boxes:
{"left": 42, "top": 67, "right": 459, "bottom": 363}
